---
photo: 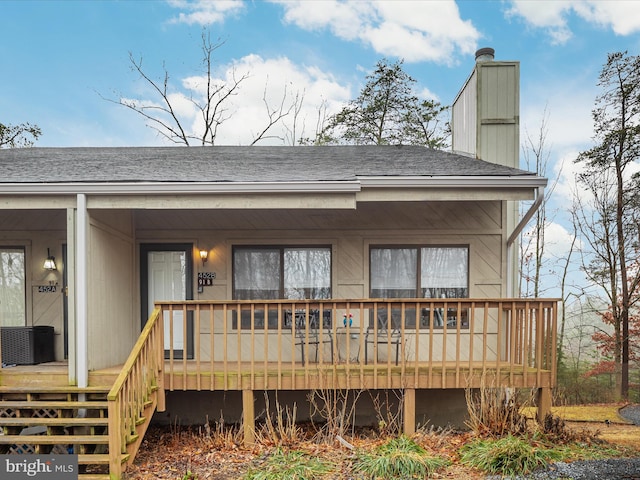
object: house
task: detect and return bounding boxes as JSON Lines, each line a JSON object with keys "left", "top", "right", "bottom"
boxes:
{"left": 0, "top": 49, "right": 557, "bottom": 479}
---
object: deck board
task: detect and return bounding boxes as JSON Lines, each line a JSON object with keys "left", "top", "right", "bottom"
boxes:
{"left": 0, "top": 360, "right": 552, "bottom": 391}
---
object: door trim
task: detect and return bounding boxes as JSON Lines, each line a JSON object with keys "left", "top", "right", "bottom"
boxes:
{"left": 140, "top": 243, "right": 194, "bottom": 359}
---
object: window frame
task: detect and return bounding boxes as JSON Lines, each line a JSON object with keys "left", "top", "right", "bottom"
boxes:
{"left": 369, "top": 244, "right": 470, "bottom": 329}
{"left": 232, "top": 245, "right": 333, "bottom": 330}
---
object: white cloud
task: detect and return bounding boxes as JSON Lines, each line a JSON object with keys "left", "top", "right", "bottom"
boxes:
{"left": 166, "top": 0, "right": 245, "bottom": 25}
{"left": 506, "top": 0, "right": 640, "bottom": 44}
{"left": 543, "top": 221, "right": 579, "bottom": 259}
{"left": 572, "top": 1, "right": 640, "bottom": 35}
{"left": 214, "top": 55, "right": 351, "bottom": 145}
{"left": 273, "top": 0, "right": 480, "bottom": 64}
{"left": 147, "top": 54, "right": 351, "bottom": 145}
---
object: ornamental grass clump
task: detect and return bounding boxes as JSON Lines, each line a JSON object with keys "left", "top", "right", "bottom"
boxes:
{"left": 460, "top": 434, "right": 561, "bottom": 476}
{"left": 243, "top": 448, "right": 333, "bottom": 480}
{"left": 465, "top": 384, "right": 529, "bottom": 437}
{"left": 353, "top": 435, "right": 448, "bottom": 479}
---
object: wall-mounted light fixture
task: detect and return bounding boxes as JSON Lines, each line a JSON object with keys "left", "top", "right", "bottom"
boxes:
{"left": 43, "top": 248, "right": 57, "bottom": 271}
{"left": 199, "top": 249, "right": 209, "bottom": 266}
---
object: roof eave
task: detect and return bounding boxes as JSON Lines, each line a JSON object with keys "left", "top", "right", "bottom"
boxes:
{"left": 0, "top": 181, "right": 362, "bottom": 195}
{"left": 0, "top": 175, "right": 547, "bottom": 195}
{"left": 358, "top": 175, "right": 548, "bottom": 188}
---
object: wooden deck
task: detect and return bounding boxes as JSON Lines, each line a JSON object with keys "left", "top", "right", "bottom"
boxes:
{"left": 0, "top": 297, "right": 558, "bottom": 479}
{"left": 0, "top": 360, "right": 553, "bottom": 392}
{"left": 0, "top": 362, "right": 120, "bottom": 388}
{"left": 162, "top": 360, "right": 554, "bottom": 391}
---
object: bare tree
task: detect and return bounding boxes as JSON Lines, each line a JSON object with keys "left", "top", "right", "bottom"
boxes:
{"left": 248, "top": 81, "right": 300, "bottom": 145}
{"left": 575, "top": 51, "right": 640, "bottom": 400}
{"left": 107, "top": 31, "right": 299, "bottom": 146}
{"left": 519, "top": 107, "right": 561, "bottom": 298}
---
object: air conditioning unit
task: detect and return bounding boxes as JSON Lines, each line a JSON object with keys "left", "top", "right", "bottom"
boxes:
{"left": 1, "top": 326, "right": 55, "bottom": 365}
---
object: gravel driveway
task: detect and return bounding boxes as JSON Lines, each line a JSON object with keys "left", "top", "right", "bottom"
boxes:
{"left": 497, "top": 405, "right": 640, "bottom": 480}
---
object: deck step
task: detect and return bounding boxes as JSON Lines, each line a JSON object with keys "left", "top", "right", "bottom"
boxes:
{"left": 0, "top": 400, "right": 108, "bottom": 409}
{"left": 0, "top": 435, "right": 108, "bottom": 445}
{"left": 78, "top": 454, "right": 109, "bottom": 465}
{"left": 0, "top": 417, "right": 109, "bottom": 427}
{"left": 76, "top": 453, "right": 130, "bottom": 465}
{"left": 0, "top": 386, "right": 109, "bottom": 394}
{"left": 0, "top": 380, "right": 150, "bottom": 478}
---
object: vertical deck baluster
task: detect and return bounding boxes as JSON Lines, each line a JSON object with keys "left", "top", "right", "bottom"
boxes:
{"left": 441, "top": 299, "right": 447, "bottom": 389}
{"left": 455, "top": 300, "right": 461, "bottom": 388}
{"left": 290, "top": 302, "right": 296, "bottom": 389}
{"left": 359, "top": 302, "right": 365, "bottom": 388}
{"left": 182, "top": 304, "right": 188, "bottom": 389}
{"left": 468, "top": 302, "right": 475, "bottom": 379}
{"left": 414, "top": 301, "right": 420, "bottom": 388}
{"left": 168, "top": 305, "right": 174, "bottom": 391}
{"left": 536, "top": 301, "right": 544, "bottom": 386}
{"left": 428, "top": 302, "right": 434, "bottom": 388}
{"left": 400, "top": 302, "right": 406, "bottom": 388}
{"left": 263, "top": 303, "right": 269, "bottom": 390}
{"left": 277, "top": 303, "right": 282, "bottom": 390}
{"left": 373, "top": 302, "right": 378, "bottom": 390}
{"left": 236, "top": 303, "right": 242, "bottom": 389}
{"left": 481, "top": 302, "right": 488, "bottom": 377}
{"left": 195, "top": 304, "right": 201, "bottom": 391}
{"left": 508, "top": 301, "right": 516, "bottom": 385}
{"left": 209, "top": 304, "right": 215, "bottom": 390}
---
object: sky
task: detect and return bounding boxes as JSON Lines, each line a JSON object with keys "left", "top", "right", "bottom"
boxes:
{"left": 2, "top": 0, "right": 640, "bottom": 297}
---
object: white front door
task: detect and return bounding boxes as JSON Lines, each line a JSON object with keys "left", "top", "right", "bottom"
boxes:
{"left": 147, "top": 250, "right": 187, "bottom": 353}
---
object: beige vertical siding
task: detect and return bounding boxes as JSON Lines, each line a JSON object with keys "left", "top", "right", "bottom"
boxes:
{"left": 452, "top": 69, "right": 477, "bottom": 156}
{"left": 88, "top": 210, "right": 136, "bottom": 370}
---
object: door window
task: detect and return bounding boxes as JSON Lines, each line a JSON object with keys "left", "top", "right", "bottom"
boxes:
{"left": 0, "top": 248, "right": 26, "bottom": 326}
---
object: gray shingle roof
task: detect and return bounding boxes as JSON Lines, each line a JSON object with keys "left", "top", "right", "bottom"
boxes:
{"left": 0, "top": 145, "right": 534, "bottom": 184}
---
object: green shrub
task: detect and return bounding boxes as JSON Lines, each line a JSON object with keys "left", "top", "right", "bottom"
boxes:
{"left": 353, "top": 435, "right": 448, "bottom": 479}
{"left": 460, "top": 435, "right": 561, "bottom": 476}
{"left": 244, "top": 448, "right": 333, "bottom": 480}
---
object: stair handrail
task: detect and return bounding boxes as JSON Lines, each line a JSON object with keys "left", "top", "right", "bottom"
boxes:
{"left": 107, "top": 307, "right": 164, "bottom": 479}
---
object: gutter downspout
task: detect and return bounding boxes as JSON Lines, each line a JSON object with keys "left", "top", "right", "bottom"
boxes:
{"left": 506, "top": 186, "right": 545, "bottom": 296}
{"left": 76, "top": 193, "right": 89, "bottom": 388}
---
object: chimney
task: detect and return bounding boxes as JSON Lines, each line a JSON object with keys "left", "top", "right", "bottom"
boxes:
{"left": 451, "top": 48, "right": 523, "bottom": 297}
{"left": 451, "top": 48, "right": 520, "bottom": 169}
{"left": 475, "top": 47, "right": 495, "bottom": 62}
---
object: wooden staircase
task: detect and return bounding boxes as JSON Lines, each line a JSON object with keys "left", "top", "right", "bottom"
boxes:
{"left": 0, "top": 386, "right": 127, "bottom": 480}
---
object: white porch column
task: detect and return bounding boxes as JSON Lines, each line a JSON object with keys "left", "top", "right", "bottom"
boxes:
{"left": 76, "top": 193, "right": 89, "bottom": 388}
{"left": 66, "top": 208, "right": 77, "bottom": 385}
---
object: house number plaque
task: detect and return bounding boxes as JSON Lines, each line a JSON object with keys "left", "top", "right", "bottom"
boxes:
{"left": 198, "top": 272, "right": 216, "bottom": 287}
{"left": 38, "top": 285, "right": 58, "bottom": 293}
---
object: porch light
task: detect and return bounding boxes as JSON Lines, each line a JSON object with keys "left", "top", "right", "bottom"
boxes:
{"left": 199, "top": 249, "right": 208, "bottom": 266}
{"left": 43, "top": 248, "right": 57, "bottom": 271}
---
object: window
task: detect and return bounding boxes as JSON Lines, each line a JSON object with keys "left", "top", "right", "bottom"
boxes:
{"left": 233, "top": 246, "right": 331, "bottom": 329}
{"left": 370, "top": 246, "right": 469, "bottom": 328}
{"left": 0, "top": 248, "right": 26, "bottom": 326}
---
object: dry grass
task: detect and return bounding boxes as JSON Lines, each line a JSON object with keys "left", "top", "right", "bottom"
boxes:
{"left": 124, "top": 402, "right": 640, "bottom": 479}
{"left": 522, "top": 404, "right": 632, "bottom": 424}
{"left": 576, "top": 422, "right": 640, "bottom": 449}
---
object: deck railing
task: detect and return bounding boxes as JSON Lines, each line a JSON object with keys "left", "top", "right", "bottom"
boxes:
{"left": 156, "top": 298, "right": 558, "bottom": 392}
{"left": 107, "top": 307, "right": 165, "bottom": 478}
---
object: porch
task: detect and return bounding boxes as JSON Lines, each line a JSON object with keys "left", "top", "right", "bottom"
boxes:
{"left": 0, "top": 297, "right": 557, "bottom": 479}
{"left": 153, "top": 298, "right": 557, "bottom": 387}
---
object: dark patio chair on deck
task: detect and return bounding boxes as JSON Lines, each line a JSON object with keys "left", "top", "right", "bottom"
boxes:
{"left": 364, "top": 308, "right": 409, "bottom": 366}
{"left": 286, "top": 310, "right": 333, "bottom": 364}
